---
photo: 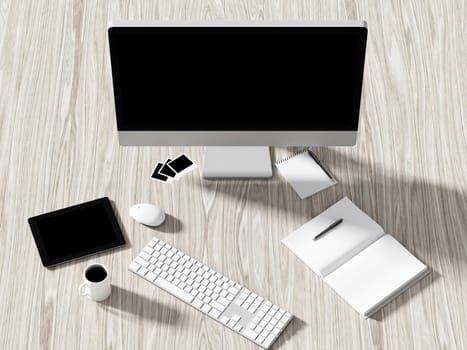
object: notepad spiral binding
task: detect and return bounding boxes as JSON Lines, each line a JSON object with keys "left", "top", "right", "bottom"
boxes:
{"left": 275, "top": 149, "right": 308, "bottom": 165}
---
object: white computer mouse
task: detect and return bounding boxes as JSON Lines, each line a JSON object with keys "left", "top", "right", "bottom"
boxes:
{"left": 129, "top": 203, "right": 165, "bottom": 227}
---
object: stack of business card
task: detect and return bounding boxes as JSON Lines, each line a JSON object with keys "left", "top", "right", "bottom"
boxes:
{"left": 150, "top": 153, "right": 197, "bottom": 184}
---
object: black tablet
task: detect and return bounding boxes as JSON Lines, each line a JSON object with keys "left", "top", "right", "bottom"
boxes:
{"left": 28, "top": 197, "right": 125, "bottom": 267}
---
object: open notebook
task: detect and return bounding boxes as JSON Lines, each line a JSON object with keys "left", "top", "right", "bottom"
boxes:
{"left": 282, "top": 197, "right": 429, "bottom": 318}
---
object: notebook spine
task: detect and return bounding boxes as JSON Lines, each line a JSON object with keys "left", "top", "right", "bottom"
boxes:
{"left": 275, "top": 149, "right": 308, "bottom": 165}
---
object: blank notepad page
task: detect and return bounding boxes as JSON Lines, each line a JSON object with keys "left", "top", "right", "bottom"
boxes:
{"left": 275, "top": 151, "right": 336, "bottom": 199}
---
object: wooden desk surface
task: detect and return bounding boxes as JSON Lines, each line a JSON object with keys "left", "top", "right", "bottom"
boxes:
{"left": 0, "top": 1, "right": 465, "bottom": 349}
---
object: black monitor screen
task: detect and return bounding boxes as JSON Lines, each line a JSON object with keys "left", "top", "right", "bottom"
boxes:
{"left": 108, "top": 26, "right": 367, "bottom": 131}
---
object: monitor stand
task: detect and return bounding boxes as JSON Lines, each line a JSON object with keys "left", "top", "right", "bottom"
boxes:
{"left": 202, "top": 147, "right": 273, "bottom": 178}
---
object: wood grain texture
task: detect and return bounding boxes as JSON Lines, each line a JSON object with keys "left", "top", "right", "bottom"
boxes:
{"left": 0, "top": 0, "right": 466, "bottom": 349}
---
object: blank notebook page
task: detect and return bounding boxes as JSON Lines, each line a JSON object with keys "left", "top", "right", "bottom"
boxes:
{"left": 281, "top": 197, "right": 385, "bottom": 277}
{"left": 324, "top": 234, "right": 428, "bottom": 317}
{"left": 275, "top": 151, "right": 336, "bottom": 199}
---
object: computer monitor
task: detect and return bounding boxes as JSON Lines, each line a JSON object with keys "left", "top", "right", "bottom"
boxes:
{"left": 108, "top": 21, "right": 367, "bottom": 178}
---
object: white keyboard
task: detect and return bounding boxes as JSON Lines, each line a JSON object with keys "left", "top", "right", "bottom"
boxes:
{"left": 129, "top": 237, "right": 293, "bottom": 349}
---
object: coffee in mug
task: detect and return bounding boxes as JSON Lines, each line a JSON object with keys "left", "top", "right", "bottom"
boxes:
{"left": 79, "top": 263, "right": 111, "bottom": 302}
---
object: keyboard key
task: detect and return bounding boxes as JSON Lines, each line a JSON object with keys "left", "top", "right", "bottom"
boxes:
{"left": 192, "top": 298, "right": 203, "bottom": 309}
{"left": 227, "top": 320, "right": 236, "bottom": 328}
{"left": 242, "top": 328, "right": 258, "bottom": 340}
{"left": 128, "top": 262, "right": 140, "bottom": 273}
{"left": 231, "top": 314, "right": 241, "bottom": 322}
{"left": 217, "top": 296, "right": 230, "bottom": 306}
{"left": 146, "top": 271, "right": 157, "bottom": 281}
{"left": 220, "top": 316, "right": 229, "bottom": 324}
{"left": 201, "top": 304, "right": 212, "bottom": 314}
{"left": 154, "top": 277, "right": 194, "bottom": 304}
{"left": 263, "top": 334, "right": 276, "bottom": 348}
{"left": 137, "top": 267, "right": 148, "bottom": 276}
{"left": 210, "top": 300, "right": 225, "bottom": 312}
{"left": 233, "top": 324, "right": 242, "bottom": 332}
{"left": 140, "top": 252, "right": 151, "bottom": 261}
{"left": 135, "top": 257, "right": 149, "bottom": 267}
{"left": 209, "top": 308, "right": 221, "bottom": 319}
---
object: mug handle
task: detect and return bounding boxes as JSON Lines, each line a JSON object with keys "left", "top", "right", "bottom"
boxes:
{"left": 78, "top": 282, "right": 91, "bottom": 298}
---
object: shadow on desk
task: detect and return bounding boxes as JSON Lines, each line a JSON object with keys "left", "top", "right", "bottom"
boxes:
{"left": 144, "top": 214, "right": 183, "bottom": 234}
{"left": 100, "top": 285, "right": 180, "bottom": 324}
{"left": 271, "top": 316, "right": 306, "bottom": 349}
{"left": 200, "top": 146, "right": 466, "bottom": 266}
{"left": 196, "top": 146, "right": 466, "bottom": 320}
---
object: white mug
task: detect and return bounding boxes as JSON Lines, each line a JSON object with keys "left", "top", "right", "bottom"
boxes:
{"left": 78, "top": 263, "right": 111, "bottom": 302}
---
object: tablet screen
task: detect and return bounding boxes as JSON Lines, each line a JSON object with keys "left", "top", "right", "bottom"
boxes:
{"left": 28, "top": 198, "right": 125, "bottom": 266}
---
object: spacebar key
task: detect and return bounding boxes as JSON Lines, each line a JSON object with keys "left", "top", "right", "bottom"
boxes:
{"left": 154, "top": 277, "right": 194, "bottom": 303}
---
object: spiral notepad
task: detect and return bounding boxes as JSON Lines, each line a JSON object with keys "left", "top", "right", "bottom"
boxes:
{"left": 275, "top": 150, "right": 337, "bottom": 199}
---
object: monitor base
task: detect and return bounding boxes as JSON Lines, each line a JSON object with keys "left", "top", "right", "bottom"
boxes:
{"left": 202, "top": 147, "right": 273, "bottom": 178}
